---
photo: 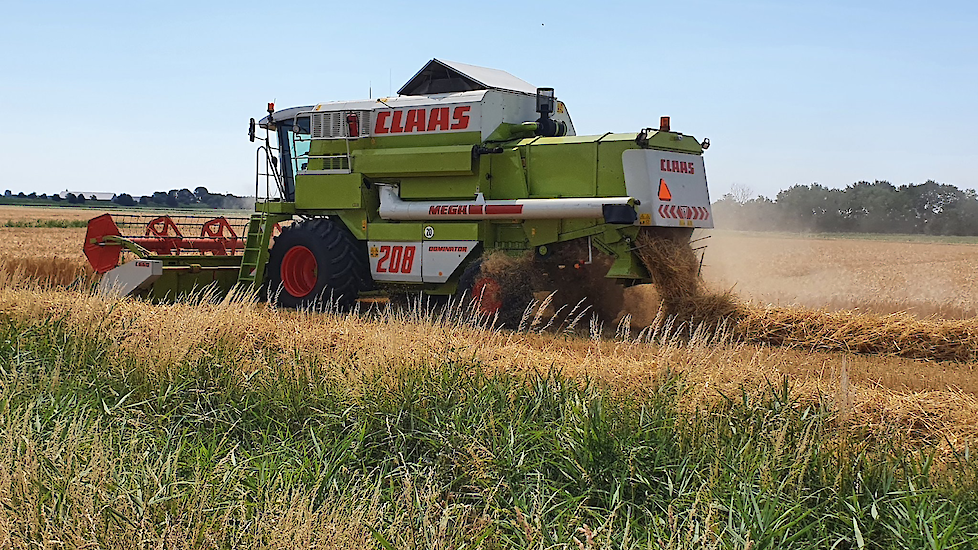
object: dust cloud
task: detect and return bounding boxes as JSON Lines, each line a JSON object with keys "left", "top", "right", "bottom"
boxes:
{"left": 695, "top": 230, "right": 978, "bottom": 320}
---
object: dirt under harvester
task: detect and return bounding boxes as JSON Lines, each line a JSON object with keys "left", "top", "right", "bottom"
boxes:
{"left": 465, "top": 227, "right": 723, "bottom": 327}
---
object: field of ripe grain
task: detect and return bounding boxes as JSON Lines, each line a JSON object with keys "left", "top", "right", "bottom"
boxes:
{"left": 620, "top": 229, "right": 978, "bottom": 325}
{"left": 4, "top": 207, "right": 978, "bottom": 319}
{"left": 0, "top": 204, "right": 104, "bottom": 222}
{"left": 1, "top": 206, "right": 977, "bottom": 548}
{"left": 701, "top": 230, "right": 978, "bottom": 319}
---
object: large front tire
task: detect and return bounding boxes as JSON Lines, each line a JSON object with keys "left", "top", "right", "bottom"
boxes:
{"left": 267, "top": 218, "right": 369, "bottom": 309}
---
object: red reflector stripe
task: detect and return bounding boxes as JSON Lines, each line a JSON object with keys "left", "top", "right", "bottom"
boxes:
{"left": 485, "top": 205, "right": 523, "bottom": 215}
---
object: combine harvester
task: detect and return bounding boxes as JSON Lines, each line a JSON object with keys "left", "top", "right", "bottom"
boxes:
{"left": 84, "top": 59, "right": 714, "bottom": 319}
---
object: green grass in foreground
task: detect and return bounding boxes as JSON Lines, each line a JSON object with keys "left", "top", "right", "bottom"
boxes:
{"left": 0, "top": 316, "right": 976, "bottom": 549}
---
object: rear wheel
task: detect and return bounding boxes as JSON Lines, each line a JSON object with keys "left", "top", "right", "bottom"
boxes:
{"left": 456, "top": 259, "right": 533, "bottom": 327}
{"left": 267, "top": 218, "right": 369, "bottom": 309}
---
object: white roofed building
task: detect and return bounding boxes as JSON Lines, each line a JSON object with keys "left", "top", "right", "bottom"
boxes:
{"left": 59, "top": 190, "right": 116, "bottom": 200}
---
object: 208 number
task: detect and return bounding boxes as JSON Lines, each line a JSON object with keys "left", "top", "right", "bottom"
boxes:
{"left": 376, "top": 245, "right": 416, "bottom": 274}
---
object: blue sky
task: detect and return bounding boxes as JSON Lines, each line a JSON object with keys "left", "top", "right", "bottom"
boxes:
{"left": 1, "top": 0, "right": 975, "bottom": 199}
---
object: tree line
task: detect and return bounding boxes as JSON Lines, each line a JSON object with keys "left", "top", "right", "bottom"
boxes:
{"left": 3, "top": 187, "right": 252, "bottom": 209}
{"left": 125, "top": 187, "right": 252, "bottom": 209}
{"left": 712, "top": 180, "right": 978, "bottom": 236}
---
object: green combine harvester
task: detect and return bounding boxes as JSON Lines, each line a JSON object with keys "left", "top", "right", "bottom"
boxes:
{"left": 84, "top": 59, "right": 713, "bottom": 320}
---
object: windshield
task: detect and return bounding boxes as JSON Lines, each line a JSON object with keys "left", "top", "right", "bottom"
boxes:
{"left": 288, "top": 117, "right": 311, "bottom": 174}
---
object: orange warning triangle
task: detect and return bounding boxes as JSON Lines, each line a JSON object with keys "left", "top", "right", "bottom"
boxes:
{"left": 658, "top": 179, "right": 672, "bottom": 201}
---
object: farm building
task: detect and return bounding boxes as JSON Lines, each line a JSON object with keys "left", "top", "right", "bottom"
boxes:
{"left": 58, "top": 190, "right": 115, "bottom": 201}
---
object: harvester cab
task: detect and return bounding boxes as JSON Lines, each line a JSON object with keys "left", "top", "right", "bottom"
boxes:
{"left": 85, "top": 58, "right": 713, "bottom": 320}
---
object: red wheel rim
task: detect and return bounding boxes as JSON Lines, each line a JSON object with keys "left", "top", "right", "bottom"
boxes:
{"left": 281, "top": 246, "right": 317, "bottom": 298}
{"left": 472, "top": 276, "right": 503, "bottom": 315}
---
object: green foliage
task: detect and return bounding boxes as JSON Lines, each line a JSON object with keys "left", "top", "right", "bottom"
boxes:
{"left": 3, "top": 219, "right": 88, "bottom": 228}
{"left": 113, "top": 193, "right": 137, "bottom": 207}
{"left": 714, "top": 180, "right": 978, "bottom": 236}
{"left": 0, "top": 317, "right": 975, "bottom": 548}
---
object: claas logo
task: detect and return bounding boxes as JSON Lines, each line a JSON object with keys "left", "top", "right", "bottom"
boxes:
{"left": 374, "top": 106, "right": 471, "bottom": 134}
{"left": 660, "top": 159, "right": 695, "bottom": 175}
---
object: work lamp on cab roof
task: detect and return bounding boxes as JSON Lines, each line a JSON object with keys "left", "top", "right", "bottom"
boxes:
{"left": 536, "top": 87, "right": 555, "bottom": 117}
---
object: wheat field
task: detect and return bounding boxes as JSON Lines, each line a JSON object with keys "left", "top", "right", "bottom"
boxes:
{"left": 0, "top": 210, "right": 976, "bottom": 418}
{"left": 702, "top": 231, "right": 978, "bottom": 319}
{"left": 0, "top": 206, "right": 976, "bottom": 548}
{"left": 0, "top": 205, "right": 102, "bottom": 222}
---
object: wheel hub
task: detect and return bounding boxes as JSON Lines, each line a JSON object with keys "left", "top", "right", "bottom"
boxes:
{"left": 281, "top": 245, "right": 317, "bottom": 298}
{"left": 472, "top": 276, "right": 503, "bottom": 315}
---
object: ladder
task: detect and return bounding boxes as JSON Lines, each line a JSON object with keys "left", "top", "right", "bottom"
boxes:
{"left": 236, "top": 212, "right": 290, "bottom": 289}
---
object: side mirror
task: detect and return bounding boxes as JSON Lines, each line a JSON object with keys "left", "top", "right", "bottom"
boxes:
{"left": 248, "top": 118, "right": 256, "bottom": 142}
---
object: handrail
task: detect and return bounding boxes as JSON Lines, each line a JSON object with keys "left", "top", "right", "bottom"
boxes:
{"left": 254, "top": 145, "right": 284, "bottom": 201}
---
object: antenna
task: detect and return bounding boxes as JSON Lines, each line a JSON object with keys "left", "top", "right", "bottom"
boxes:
{"left": 369, "top": 81, "right": 372, "bottom": 99}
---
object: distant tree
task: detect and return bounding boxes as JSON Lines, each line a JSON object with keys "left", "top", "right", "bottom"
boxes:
{"left": 902, "top": 180, "right": 965, "bottom": 235}
{"left": 951, "top": 191, "right": 978, "bottom": 236}
{"left": 165, "top": 190, "right": 179, "bottom": 208}
{"left": 138, "top": 195, "right": 151, "bottom": 206}
{"left": 114, "top": 193, "right": 137, "bottom": 207}
{"left": 177, "top": 188, "right": 196, "bottom": 205}
{"left": 39, "top": 193, "right": 47, "bottom": 199}
{"left": 151, "top": 191, "right": 168, "bottom": 205}
{"left": 713, "top": 179, "right": 978, "bottom": 236}
{"left": 712, "top": 193, "right": 782, "bottom": 231}
{"left": 66, "top": 193, "right": 77, "bottom": 204}
{"left": 27, "top": 192, "right": 36, "bottom": 199}
{"left": 730, "top": 183, "right": 756, "bottom": 204}
{"left": 16, "top": 192, "right": 25, "bottom": 198}
{"left": 194, "top": 186, "right": 209, "bottom": 202}
{"left": 775, "top": 184, "right": 848, "bottom": 232}
{"left": 76, "top": 194, "right": 87, "bottom": 204}
{"left": 51, "top": 194, "right": 62, "bottom": 202}
{"left": 3, "top": 190, "right": 10, "bottom": 197}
